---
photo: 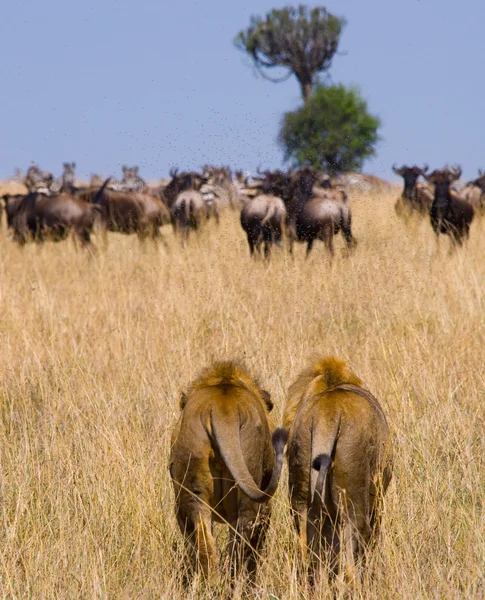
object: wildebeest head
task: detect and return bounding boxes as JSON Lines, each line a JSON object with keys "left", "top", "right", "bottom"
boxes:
{"left": 316, "top": 172, "right": 332, "bottom": 189}
{"left": 425, "top": 166, "right": 462, "bottom": 205}
{"left": 62, "top": 162, "right": 76, "bottom": 186}
{"left": 234, "top": 170, "right": 250, "bottom": 186}
{"left": 471, "top": 169, "right": 485, "bottom": 193}
{"left": 393, "top": 164, "right": 428, "bottom": 198}
{"left": 292, "top": 168, "right": 318, "bottom": 202}
{"left": 24, "top": 163, "right": 54, "bottom": 193}
{"left": 264, "top": 170, "right": 293, "bottom": 202}
{"left": 90, "top": 174, "right": 103, "bottom": 187}
{"left": 181, "top": 172, "right": 206, "bottom": 191}
{"left": 121, "top": 165, "right": 139, "bottom": 179}
{"left": 202, "top": 165, "right": 232, "bottom": 187}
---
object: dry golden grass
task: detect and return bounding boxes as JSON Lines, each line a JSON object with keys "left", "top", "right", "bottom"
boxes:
{"left": 0, "top": 188, "right": 484, "bottom": 599}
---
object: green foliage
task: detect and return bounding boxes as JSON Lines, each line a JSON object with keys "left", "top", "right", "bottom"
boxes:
{"left": 279, "top": 84, "right": 381, "bottom": 175}
{"left": 234, "top": 5, "right": 345, "bottom": 101}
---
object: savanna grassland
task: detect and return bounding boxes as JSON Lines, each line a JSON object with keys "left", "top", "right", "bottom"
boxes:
{"left": 0, "top": 185, "right": 484, "bottom": 599}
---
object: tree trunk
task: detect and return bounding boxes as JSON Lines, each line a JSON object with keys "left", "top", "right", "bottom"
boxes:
{"left": 296, "top": 73, "right": 314, "bottom": 102}
{"left": 301, "top": 81, "right": 313, "bottom": 102}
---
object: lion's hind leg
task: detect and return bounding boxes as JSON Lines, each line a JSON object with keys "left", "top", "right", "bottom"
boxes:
{"left": 192, "top": 509, "right": 216, "bottom": 579}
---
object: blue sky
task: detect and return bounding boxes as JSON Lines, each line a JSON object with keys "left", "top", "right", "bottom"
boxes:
{"left": 1, "top": 0, "right": 483, "bottom": 181}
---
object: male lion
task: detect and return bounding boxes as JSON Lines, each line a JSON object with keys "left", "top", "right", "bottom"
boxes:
{"left": 283, "top": 356, "right": 393, "bottom": 583}
{"left": 169, "top": 361, "right": 287, "bottom": 582}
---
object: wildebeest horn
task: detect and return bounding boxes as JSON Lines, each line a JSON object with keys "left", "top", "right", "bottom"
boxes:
{"left": 421, "top": 164, "right": 429, "bottom": 174}
{"left": 169, "top": 167, "right": 178, "bottom": 179}
{"left": 479, "top": 169, "right": 484, "bottom": 177}
{"left": 392, "top": 164, "right": 404, "bottom": 176}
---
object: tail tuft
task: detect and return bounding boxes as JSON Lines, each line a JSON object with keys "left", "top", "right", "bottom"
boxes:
{"left": 272, "top": 428, "right": 289, "bottom": 454}
{"left": 312, "top": 453, "right": 331, "bottom": 472}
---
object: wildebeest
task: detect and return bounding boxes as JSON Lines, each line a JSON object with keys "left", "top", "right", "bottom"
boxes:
{"left": 171, "top": 190, "right": 213, "bottom": 239}
{"left": 459, "top": 170, "right": 485, "bottom": 213}
{"left": 392, "top": 164, "right": 433, "bottom": 215}
{"left": 2, "top": 194, "right": 27, "bottom": 228}
{"left": 24, "top": 163, "right": 54, "bottom": 193}
{"left": 51, "top": 162, "right": 77, "bottom": 195}
{"left": 109, "top": 165, "right": 147, "bottom": 193}
{"left": 84, "top": 179, "right": 170, "bottom": 241}
{"left": 283, "top": 356, "right": 393, "bottom": 584}
{"left": 287, "top": 169, "right": 356, "bottom": 257}
{"left": 162, "top": 169, "right": 206, "bottom": 209}
{"left": 169, "top": 361, "right": 287, "bottom": 582}
{"left": 10, "top": 183, "right": 106, "bottom": 247}
{"left": 240, "top": 170, "right": 290, "bottom": 257}
{"left": 425, "top": 166, "right": 474, "bottom": 244}
{"left": 166, "top": 170, "right": 219, "bottom": 237}
{"left": 201, "top": 165, "right": 241, "bottom": 209}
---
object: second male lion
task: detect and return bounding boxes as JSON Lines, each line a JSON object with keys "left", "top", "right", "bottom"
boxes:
{"left": 169, "top": 361, "right": 287, "bottom": 583}
{"left": 284, "top": 356, "right": 393, "bottom": 583}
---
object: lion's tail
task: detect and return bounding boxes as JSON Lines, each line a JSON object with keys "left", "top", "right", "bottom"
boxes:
{"left": 310, "top": 415, "right": 340, "bottom": 513}
{"left": 210, "top": 408, "right": 287, "bottom": 504}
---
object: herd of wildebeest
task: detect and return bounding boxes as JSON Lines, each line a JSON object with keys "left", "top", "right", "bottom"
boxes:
{"left": 1, "top": 160, "right": 484, "bottom": 256}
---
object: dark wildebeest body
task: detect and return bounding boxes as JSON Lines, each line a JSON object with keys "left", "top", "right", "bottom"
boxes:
{"left": 171, "top": 190, "right": 208, "bottom": 238}
{"left": 240, "top": 171, "right": 290, "bottom": 258}
{"left": 288, "top": 169, "right": 356, "bottom": 257}
{"left": 426, "top": 167, "right": 474, "bottom": 244}
{"left": 12, "top": 192, "right": 101, "bottom": 246}
{"left": 87, "top": 183, "right": 170, "bottom": 240}
{"left": 168, "top": 171, "right": 218, "bottom": 237}
{"left": 162, "top": 169, "right": 206, "bottom": 209}
{"left": 240, "top": 195, "right": 287, "bottom": 257}
{"left": 392, "top": 164, "right": 433, "bottom": 215}
{"left": 2, "top": 194, "right": 26, "bottom": 228}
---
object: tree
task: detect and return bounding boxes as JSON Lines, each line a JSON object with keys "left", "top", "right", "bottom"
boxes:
{"left": 279, "top": 84, "right": 380, "bottom": 175}
{"left": 234, "top": 5, "right": 345, "bottom": 102}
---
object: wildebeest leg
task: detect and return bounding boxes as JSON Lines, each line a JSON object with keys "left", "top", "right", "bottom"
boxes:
{"left": 74, "top": 225, "right": 95, "bottom": 250}
{"left": 263, "top": 241, "right": 270, "bottom": 259}
{"left": 343, "top": 224, "right": 356, "bottom": 252}
{"left": 213, "top": 204, "right": 220, "bottom": 226}
{"left": 247, "top": 235, "right": 255, "bottom": 256}
{"left": 305, "top": 238, "right": 314, "bottom": 258}
{"left": 137, "top": 227, "right": 149, "bottom": 247}
{"left": 324, "top": 225, "right": 335, "bottom": 257}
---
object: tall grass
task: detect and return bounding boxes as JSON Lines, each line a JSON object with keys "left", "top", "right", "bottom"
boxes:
{"left": 0, "top": 189, "right": 484, "bottom": 598}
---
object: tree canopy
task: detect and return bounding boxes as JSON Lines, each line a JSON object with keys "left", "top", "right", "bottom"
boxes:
{"left": 279, "top": 84, "right": 381, "bottom": 175}
{"left": 234, "top": 5, "right": 345, "bottom": 101}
